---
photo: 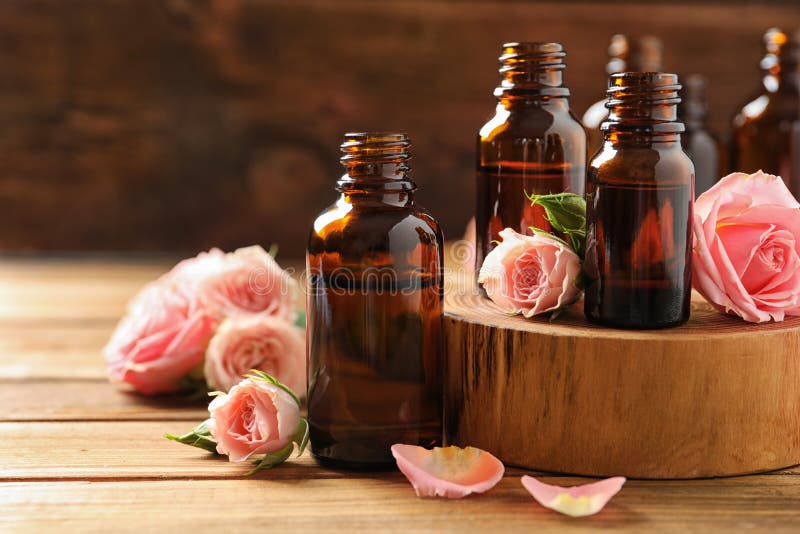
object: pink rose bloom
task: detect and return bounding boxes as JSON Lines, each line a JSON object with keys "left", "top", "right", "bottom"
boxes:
{"left": 204, "top": 315, "right": 306, "bottom": 395}
{"left": 693, "top": 171, "right": 800, "bottom": 322}
{"left": 103, "top": 280, "right": 217, "bottom": 395}
{"left": 478, "top": 228, "right": 582, "bottom": 317}
{"left": 207, "top": 378, "right": 301, "bottom": 462}
{"left": 173, "top": 246, "right": 297, "bottom": 322}
{"left": 105, "top": 245, "right": 297, "bottom": 394}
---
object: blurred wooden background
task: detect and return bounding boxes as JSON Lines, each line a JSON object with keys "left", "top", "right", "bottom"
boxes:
{"left": 1, "top": 0, "right": 799, "bottom": 256}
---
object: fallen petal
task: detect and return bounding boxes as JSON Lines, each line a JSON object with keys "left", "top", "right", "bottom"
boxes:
{"left": 391, "top": 444, "right": 504, "bottom": 499}
{"left": 521, "top": 475, "right": 626, "bottom": 517}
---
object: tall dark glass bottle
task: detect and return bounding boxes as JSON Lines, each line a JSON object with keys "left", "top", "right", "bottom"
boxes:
{"left": 679, "top": 74, "right": 722, "bottom": 196}
{"left": 583, "top": 35, "right": 664, "bottom": 155}
{"left": 731, "top": 28, "right": 800, "bottom": 192}
{"left": 307, "top": 133, "right": 443, "bottom": 469}
{"left": 584, "top": 73, "right": 694, "bottom": 329}
{"left": 475, "top": 42, "right": 585, "bottom": 274}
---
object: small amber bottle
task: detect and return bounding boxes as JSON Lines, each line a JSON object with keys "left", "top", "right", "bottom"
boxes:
{"left": 584, "top": 73, "right": 694, "bottom": 329}
{"left": 307, "top": 133, "right": 443, "bottom": 469}
{"left": 475, "top": 42, "right": 586, "bottom": 274}
{"left": 731, "top": 28, "right": 800, "bottom": 193}
{"left": 678, "top": 74, "right": 722, "bottom": 196}
{"left": 583, "top": 35, "right": 664, "bottom": 155}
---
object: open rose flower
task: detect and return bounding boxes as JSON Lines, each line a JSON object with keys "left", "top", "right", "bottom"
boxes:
{"left": 693, "top": 171, "right": 800, "bottom": 322}
{"left": 103, "top": 279, "right": 217, "bottom": 395}
{"left": 207, "top": 376, "right": 302, "bottom": 462}
{"left": 204, "top": 315, "right": 306, "bottom": 394}
{"left": 391, "top": 444, "right": 505, "bottom": 498}
{"left": 478, "top": 228, "right": 582, "bottom": 317}
{"left": 173, "top": 246, "right": 298, "bottom": 322}
{"left": 521, "top": 475, "right": 626, "bottom": 517}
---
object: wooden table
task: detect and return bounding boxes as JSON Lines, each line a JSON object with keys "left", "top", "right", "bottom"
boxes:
{"left": 1, "top": 258, "right": 799, "bottom": 532}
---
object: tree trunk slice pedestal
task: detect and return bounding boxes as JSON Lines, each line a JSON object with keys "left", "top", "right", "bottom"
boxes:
{"left": 443, "top": 287, "right": 800, "bottom": 479}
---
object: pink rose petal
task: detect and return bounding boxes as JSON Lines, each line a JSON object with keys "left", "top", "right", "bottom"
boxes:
{"left": 391, "top": 444, "right": 505, "bottom": 499}
{"left": 521, "top": 475, "right": 626, "bottom": 518}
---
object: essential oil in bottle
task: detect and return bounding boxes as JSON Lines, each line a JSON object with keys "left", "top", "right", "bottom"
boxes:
{"left": 475, "top": 42, "right": 586, "bottom": 275}
{"left": 306, "top": 132, "right": 443, "bottom": 469}
{"left": 584, "top": 73, "right": 694, "bottom": 329}
{"left": 583, "top": 35, "right": 664, "bottom": 155}
{"left": 678, "top": 74, "right": 722, "bottom": 196}
{"left": 731, "top": 28, "right": 800, "bottom": 193}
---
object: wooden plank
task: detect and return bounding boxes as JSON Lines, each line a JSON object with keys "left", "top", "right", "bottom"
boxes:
{"left": 0, "top": 323, "right": 112, "bottom": 379}
{"left": 1, "top": 420, "right": 795, "bottom": 482}
{"left": 0, "top": 259, "right": 169, "bottom": 321}
{"left": 1, "top": 381, "right": 208, "bottom": 422}
{"left": 2, "top": 475, "right": 800, "bottom": 532}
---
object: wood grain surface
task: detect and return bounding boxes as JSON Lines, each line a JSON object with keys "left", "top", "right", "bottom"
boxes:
{"left": 2, "top": 1, "right": 799, "bottom": 255}
{"left": 444, "top": 288, "right": 800, "bottom": 479}
{"left": 1, "top": 258, "right": 800, "bottom": 531}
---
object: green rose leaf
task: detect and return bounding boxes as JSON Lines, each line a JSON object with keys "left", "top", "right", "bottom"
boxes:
{"left": 246, "top": 418, "right": 310, "bottom": 476}
{"left": 527, "top": 192, "right": 587, "bottom": 259}
{"left": 245, "top": 369, "right": 302, "bottom": 408}
{"left": 165, "top": 420, "right": 218, "bottom": 454}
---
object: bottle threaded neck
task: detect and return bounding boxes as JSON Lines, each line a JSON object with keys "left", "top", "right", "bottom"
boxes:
{"left": 603, "top": 72, "right": 684, "bottom": 133}
{"left": 338, "top": 132, "right": 414, "bottom": 192}
{"left": 495, "top": 42, "right": 569, "bottom": 98}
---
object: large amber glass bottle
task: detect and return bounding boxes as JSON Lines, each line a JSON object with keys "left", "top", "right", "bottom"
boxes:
{"left": 475, "top": 42, "right": 586, "bottom": 274}
{"left": 307, "top": 133, "right": 443, "bottom": 469}
{"left": 679, "top": 74, "right": 722, "bottom": 196}
{"left": 583, "top": 35, "right": 663, "bottom": 155}
{"left": 584, "top": 73, "right": 694, "bottom": 329}
{"left": 731, "top": 29, "right": 800, "bottom": 192}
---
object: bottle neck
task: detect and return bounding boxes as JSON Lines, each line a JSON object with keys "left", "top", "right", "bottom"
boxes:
{"left": 494, "top": 42, "right": 570, "bottom": 102}
{"left": 336, "top": 133, "right": 416, "bottom": 203}
{"left": 601, "top": 72, "right": 685, "bottom": 143}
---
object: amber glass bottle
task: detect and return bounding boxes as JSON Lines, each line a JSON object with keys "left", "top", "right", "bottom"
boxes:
{"left": 583, "top": 35, "right": 663, "bottom": 155}
{"left": 731, "top": 29, "right": 800, "bottom": 192}
{"left": 475, "top": 42, "right": 585, "bottom": 274}
{"left": 584, "top": 73, "right": 694, "bottom": 329}
{"left": 306, "top": 133, "right": 443, "bottom": 469}
{"left": 678, "top": 74, "right": 722, "bottom": 196}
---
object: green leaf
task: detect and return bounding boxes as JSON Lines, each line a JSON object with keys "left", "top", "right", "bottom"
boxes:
{"left": 294, "top": 309, "right": 306, "bottom": 329}
{"left": 245, "top": 418, "right": 310, "bottom": 476}
{"left": 245, "top": 369, "right": 302, "bottom": 408}
{"left": 527, "top": 193, "right": 587, "bottom": 259}
{"left": 165, "top": 420, "right": 218, "bottom": 454}
{"left": 268, "top": 244, "right": 279, "bottom": 258}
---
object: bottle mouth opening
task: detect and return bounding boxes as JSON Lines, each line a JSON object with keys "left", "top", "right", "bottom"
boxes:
{"left": 499, "top": 42, "right": 566, "bottom": 71}
{"left": 340, "top": 132, "right": 411, "bottom": 163}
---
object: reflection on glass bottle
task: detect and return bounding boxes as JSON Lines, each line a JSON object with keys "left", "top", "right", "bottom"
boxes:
{"left": 583, "top": 35, "right": 664, "bottom": 156}
{"left": 475, "top": 42, "right": 586, "bottom": 275}
{"left": 306, "top": 133, "right": 443, "bottom": 469}
{"left": 584, "top": 73, "right": 694, "bottom": 329}
{"left": 678, "top": 74, "right": 722, "bottom": 196}
{"left": 731, "top": 28, "right": 800, "bottom": 193}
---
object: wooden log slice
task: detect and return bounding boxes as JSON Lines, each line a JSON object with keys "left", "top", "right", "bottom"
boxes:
{"left": 443, "top": 287, "right": 800, "bottom": 479}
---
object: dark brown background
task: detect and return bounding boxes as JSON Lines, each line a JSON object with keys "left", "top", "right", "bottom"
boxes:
{"left": 2, "top": 0, "right": 799, "bottom": 256}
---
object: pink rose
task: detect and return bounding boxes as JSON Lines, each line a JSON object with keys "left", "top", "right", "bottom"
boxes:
{"left": 693, "top": 171, "right": 800, "bottom": 322}
{"left": 207, "top": 377, "right": 301, "bottom": 462}
{"left": 478, "top": 228, "right": 582, "bottom": 317}
{"left": 173, "top": 246, "right": 297, "bottom": 322}
{"left": 105, "top": 245, "right": 298, "bottom": 394}
{"left": 204, "top": 315, "right": 306, "bottom": 395}
{"left": 104, "top": 280, "right": 217, "bottom": 395}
